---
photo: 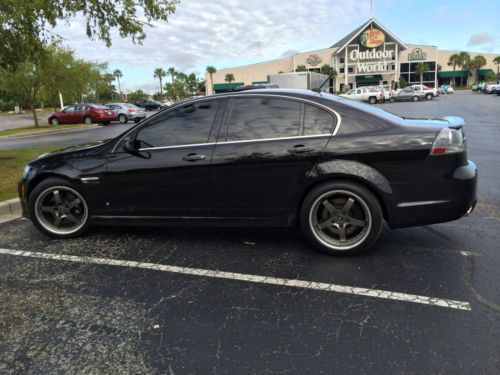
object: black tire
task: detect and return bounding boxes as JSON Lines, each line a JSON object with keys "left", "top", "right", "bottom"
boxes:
{"left": 368, "top": 96, "right": 377, "bottom": 104}
{"left": 389, "top": 97, "right": 395, "bottom": 102}
{"left": 51, "top": 117, "right": 59, "bottom": 126}
{"left": 426, "top": 93, "right": 432, "bottom": 100}
{"left": 300, "top": 180, "right": 383, "bottom": 256}
{"left": 118, "top": 114, "right": 128, "bottom": 124}
{"left": 134, "top": 118, "right": 142, "bottom": 123}
{"left": 28, "top": 177, "right": 90, "bottom": 239}
{"left": 412, "top": 96, "right": 419, "bottom": 102}
{"left": 84, "top": 116, "right": 93, "bottom": 125}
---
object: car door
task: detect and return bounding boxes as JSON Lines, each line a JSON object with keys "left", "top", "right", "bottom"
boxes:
{"left": 210, "top": 95, "right": 336, "bottom": 218}
{"left": 73, "top": 105, "right": 87, "bottom": 123}
{"left": 59, "top": 105, "right": 76, "bottom": 123}
{"left": 101, "top": 98, "right": 224, "bottom": 217}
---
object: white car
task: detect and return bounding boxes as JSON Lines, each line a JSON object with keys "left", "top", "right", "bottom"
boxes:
{"left": 484, "top": 83, "right": 500, "bottom": 94}
{"left": 408, "top": 84, "right": 439, "bottom": 100}
{"left": 339, "top": 87, "right": 384, "bottom": 104}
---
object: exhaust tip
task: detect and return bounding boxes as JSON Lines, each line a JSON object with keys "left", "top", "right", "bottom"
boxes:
{"left": 464, "top": 200, "right": 477, "bottom": 216}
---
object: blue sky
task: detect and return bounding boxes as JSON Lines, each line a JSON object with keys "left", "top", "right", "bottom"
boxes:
{"left": 56, "top": 0, "right": 500, "bottom": 92}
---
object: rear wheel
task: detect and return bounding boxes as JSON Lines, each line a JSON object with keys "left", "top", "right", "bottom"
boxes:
{"left": 412, "top": 96, "right": 419, "bottom": 102}
{"left": 51, "top": 118, "right": 59, "bottom": 126}
{"left": 28, "top": 178, "right": 90, "bottom": 238}
{"left": 301, "top": 181, "right": 383, "bottom": 256}
{"left": 118, "top": 114, "right": 128, "bottom": 124}
{"left": 84, "top": 116, "right": 92, "bottom": 125}
{"left": 368, "top": 97, "right": 377, "bottom": 104}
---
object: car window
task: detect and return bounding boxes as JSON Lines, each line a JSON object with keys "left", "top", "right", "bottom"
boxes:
{"left": 303, "top": 104, "right": 335, "bottom": 136}
{"left": 64, "top": 106, "right": 75, "bottom": 113}
{"left": 136, "top": 100, "right": 220, "bottom": 148}
{"left": 75, "top": 105, "right": 86, "bottom": 111}
{"left": 227, "top": 97, "right": 301, "bottom": 141}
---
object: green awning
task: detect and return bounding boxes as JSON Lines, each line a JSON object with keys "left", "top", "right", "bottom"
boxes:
{"left": 213, "top": 82, "right": 244, "bottom": 92}
{"left": 356, "top": 75, "right": 383, "bottom": 83}
{"left": 438, "top": 70, "right": 468, "bottom": 78}
{"left": 479, "top": 69, "right": 494, "bottom": 75}
{"left": 252, "top": 81, "right": 268, "bottom": 85}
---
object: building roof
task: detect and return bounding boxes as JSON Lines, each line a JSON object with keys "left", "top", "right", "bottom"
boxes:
{"left": 330, "top": 20, "right": 371, "bottom": 49}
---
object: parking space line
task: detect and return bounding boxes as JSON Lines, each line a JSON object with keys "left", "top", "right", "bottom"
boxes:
{"left": 0, "top": 248, "right": 471, "bottom": 311}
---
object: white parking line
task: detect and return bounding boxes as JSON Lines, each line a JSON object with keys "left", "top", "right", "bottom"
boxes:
{"left": 0, "top": 248, "right": 471, "bottom": 311}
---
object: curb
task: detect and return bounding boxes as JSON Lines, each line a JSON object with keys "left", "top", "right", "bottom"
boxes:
{"left": 0, "top": 198, "right": 21, "bottom": 217}
{"left": 0, "top": 125, "right": 101, "bottom": 140}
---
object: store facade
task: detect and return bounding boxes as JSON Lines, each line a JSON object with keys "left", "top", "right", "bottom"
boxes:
{"left": 206, "top": 18, "right": 498, "bottom": 94}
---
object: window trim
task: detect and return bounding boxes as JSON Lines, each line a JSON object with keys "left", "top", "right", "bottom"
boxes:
{"left": 112, "top": 94, "right": 341, "bottom": 153}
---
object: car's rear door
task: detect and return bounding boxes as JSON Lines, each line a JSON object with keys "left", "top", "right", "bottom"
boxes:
{"left": 101, "top": 98, "right": 225, "bottom": 217}
{"left": 73, "top": 105, "right": 87, "bottom": 123}
{"left": 210, "top": 95, "right": 336, "bottom": 218}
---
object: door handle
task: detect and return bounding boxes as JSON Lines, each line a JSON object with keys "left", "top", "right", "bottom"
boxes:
{"left": 182, "top": 153, "right": 206, "bottom": 161}
{"left": 288, "top": 145, "right": 315, "bottom": 154}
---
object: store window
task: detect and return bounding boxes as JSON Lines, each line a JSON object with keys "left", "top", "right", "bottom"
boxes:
{"left": 340, "top": 68, "right": 345, "bottom": 73}
{"left": 400, "top": 63, "right": 409, "bottom": 72}
{"left": 348, "top": 67, "right": 354, "bottom": 73}
{"left": 340, "top": 57, "right": 345, "bottom": 64}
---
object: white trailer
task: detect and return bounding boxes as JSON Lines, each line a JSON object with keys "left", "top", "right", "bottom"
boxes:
{"left": 269, "top": 72, "right": 330, "bottom": 92}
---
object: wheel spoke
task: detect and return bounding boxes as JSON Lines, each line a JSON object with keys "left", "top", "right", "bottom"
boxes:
{"left": 67, "top": 198, "right": 81, "bottom": 209}
{"left": 53, "top": 190, "right": 63, "bottom": 205}
{"left": 342, "top": 197, "right": 355, "bottom": 215}
{"left": 317, "top": 220, "right": 331, "bottom": 230}
{"left": 322, "top": 200, "right": 338, "bottom": 215}
{"left": 53, "top": 215, "right": 62, "bottom": 228}
{"left": 337, "top": 226, "right": 347, "bottom": 242}
{"left": 40, "top": 206, "right": 55, "bottom": 213}
{"left": 65, "top": 213, "right": 80, "bottom": 224}
{"left": 349, "top": 218, "right": 366, "bottom": 228}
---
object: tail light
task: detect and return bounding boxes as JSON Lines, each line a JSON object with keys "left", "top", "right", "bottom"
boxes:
{"left": 431, "top": 127, "right": 465, "bottom": 155}
{"left": 128, "top": 108, "right": 136, "bottom": 113}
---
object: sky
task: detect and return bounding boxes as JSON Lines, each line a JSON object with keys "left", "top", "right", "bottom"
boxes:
{"left": 53, "top": 0, "right": 500, "bottom": 93}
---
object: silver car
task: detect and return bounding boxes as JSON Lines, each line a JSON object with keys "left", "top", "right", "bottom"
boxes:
{"left": 105, "top": 103, "right": 147, "bottom": 124}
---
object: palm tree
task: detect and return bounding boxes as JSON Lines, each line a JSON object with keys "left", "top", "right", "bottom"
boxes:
{"left": 224, "top": 73, "right": 235, "bottom": 91}
{"left": 447, "top": 53, "right": 460, "bottom": 86}
{"left": 457, "top": 52, "right": 470, "bottom": 87}
{"left": 113, "top": 69, "right": 123, "bottom": 99}
{"left": 470, "top": 55, "right": 487, "bottom": 83}
{"left": 206, "top": 66, "right": 217, "bottom": 94}
{"left": 167, "top": 67, "right": 176, "bottom": 100}
{"left": 154, "top": 68, "right": 166, "bottom": 95}
{"left": 414, "top": 62, "right": 430, "bottom": 86}
{"left": 493, "top": 56, "right": 500, "bottom": 75}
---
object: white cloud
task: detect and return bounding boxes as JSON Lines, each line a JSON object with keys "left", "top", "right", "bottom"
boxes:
{"left": 52, "top": 0, "right": 370, "bottom": 89}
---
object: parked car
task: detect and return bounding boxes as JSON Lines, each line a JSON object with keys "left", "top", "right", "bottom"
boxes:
{"left": 105, "top": 103, "right": 146, "bottom": 124}
{"left": 483, "top": 83, "right": 500, "bottom": 94}
{"left": 135, "top": 100, "right": 167, "bottom": 111}
{"left": 48, "top": 104, "right": 116, "bottom": 126}
{"left": 339, "top": 87, "right": 384, "bottom": 104}
{"left": 408, "top": 84, "right": 439, "bottom": 100}
{"left": 365, "top": 85, "right": 396, "bottom": 102}
{"left": 20, "top": 89, "right": 477, "bottom": 256}
{"left": 395, "top": 88, "right": 426, "bottom": 102}
{"left": 438, "top": 85, "right": 454, "bottom": 94}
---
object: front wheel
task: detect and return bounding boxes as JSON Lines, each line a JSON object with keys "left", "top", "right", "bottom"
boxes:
{"left": 28, "top": 178, "right": 90, "bottom": 239}
{"left": 426, "top": 93, "right": 432, "bottom": 100}
{"left": 118, "top": 114, "right": 128, "bottom": 124}
{"left": 51, "top": 118, "right": 59, "bottom": 126}
{"left": 412, "top": 96, "right": 419, "bottom": 102}
{"left": 84, "top": 116, "right": 93, "bottom": 125}
{"left": 300, "top": 181, "right": 383, "bottom": 256}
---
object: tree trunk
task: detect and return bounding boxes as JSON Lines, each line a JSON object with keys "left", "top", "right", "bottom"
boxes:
{"left": 31, "top": 104, "right": 39, "bottom": 128}
{"left": 159, "top": 77, "right": 163, "bottom": 95}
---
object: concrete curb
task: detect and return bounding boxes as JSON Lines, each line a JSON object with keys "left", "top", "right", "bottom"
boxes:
{"left": 0, "top": 198, "right": 21, "bottom": 218}
{"left": 0, "top": 125, "right": 101, "bottom": 140}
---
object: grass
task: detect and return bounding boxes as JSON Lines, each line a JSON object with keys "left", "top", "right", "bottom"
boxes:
{"left": 0, "top": 124, "right": 90, "bottom": 138}
{"left": 0, "top": 109, "right": 57, "bottom": 117}
{"left": 0, "top": 146, "right": 64, "bottom": 201}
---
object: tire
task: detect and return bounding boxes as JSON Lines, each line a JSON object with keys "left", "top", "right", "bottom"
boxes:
{"left": 84, "top": 116, "right": 93, "bottom": 125}
{"left": 118, "top": 114, "right": 128, "bottom": 124}
{"left": 368, "top": 97, "right": 377, "bottom": 104}
{"left": 300, "top": 180, "right": 383, "bottom": 256}
{"left": 389, "top": 97, "right": 395, "bottom": 102}
{"left": 426, "top": 93, "right": 432, "bottom": 100}
{"left": 28, "top": 177, "right": 90, "bottom": 239}
{"left": 412, "top": 96, "right": 419, "bottom": 102}
{"left": 51, "top": 118, "right": 59, "bottom": 126}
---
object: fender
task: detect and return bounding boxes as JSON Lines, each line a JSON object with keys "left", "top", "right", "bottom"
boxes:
{"left": 306, "top": 159, "right": 393, "bottom": 196}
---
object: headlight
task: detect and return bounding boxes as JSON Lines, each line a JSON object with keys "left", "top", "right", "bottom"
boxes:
{"left": 22, "top": 165, "right": 31, "bottom": 178}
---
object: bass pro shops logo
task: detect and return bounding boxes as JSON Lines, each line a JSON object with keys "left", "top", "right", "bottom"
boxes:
{"left": 359, "top": 29, "right": 385, "bottom": 48}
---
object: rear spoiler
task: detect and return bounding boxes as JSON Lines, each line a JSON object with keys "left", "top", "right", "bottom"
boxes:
{"left": 439, "top": 116, "right": 465, "bottom": 130}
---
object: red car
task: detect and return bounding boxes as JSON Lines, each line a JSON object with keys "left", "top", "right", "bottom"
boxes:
{"left": 48, "top": 104, "right": 116, "bottom": 126}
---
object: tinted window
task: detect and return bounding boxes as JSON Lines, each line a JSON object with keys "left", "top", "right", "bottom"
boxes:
{"left": 64, "top": 106, "right": 75, "bottom": 113}
{"left": 136, "top": 100, "right": 220, "bottom": 148}
{"left": 76, "top": 105, "right": 87, "bottom": 111}
{"left": 227, "top": 97, "right": 301, "bottom": 141}
{"left": 303, "top": 105, "right": 334, "bottom": 135}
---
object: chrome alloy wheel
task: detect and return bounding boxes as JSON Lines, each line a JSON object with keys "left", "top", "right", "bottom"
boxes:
{"left": 309, "top": 190, "right": 372, "bottom": 251}
{"left": 34, "top": 186, "right": 88, "bottom": 235}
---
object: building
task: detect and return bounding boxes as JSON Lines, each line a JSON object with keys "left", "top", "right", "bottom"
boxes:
{"left": 205, "top": 18, "right": 499, "bottom": 94}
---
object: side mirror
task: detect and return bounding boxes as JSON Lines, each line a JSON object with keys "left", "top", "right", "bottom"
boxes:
{"left": 122, "top": 137, "right": 136, "bottom": 153}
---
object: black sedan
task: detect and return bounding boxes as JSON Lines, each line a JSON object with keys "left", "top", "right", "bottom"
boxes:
{"left": 135, "top": 99, "right": 167, "bottom": 111}
{"left": 18, "top": 90, "right": 477, "bottom": 256}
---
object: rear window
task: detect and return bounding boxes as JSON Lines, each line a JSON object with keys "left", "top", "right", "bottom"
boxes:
{"left": 303, "top": 105, "right": 334, "bottom": 135}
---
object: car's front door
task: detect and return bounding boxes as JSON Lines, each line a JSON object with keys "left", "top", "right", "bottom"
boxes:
{"left": 59, "top": 105, "right": 76, "bottom": 123}
{"left": 101, "top": 98, "right": 224, "bottom": 217}
{"left": 210, "top": 95, "right": 336, "bottom": 218}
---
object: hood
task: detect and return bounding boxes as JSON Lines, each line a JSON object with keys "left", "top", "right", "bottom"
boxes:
{"left": 36, "top": 140, "right": 111, "bottom": 160}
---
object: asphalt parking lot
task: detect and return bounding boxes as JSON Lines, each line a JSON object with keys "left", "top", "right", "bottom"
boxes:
{"left": 1, "top": 91, "right": 499, "bottom": 373}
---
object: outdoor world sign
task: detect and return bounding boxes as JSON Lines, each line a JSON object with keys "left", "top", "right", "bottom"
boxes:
{"left": 349, "top": 49, "right": 394, "bottom": 73}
